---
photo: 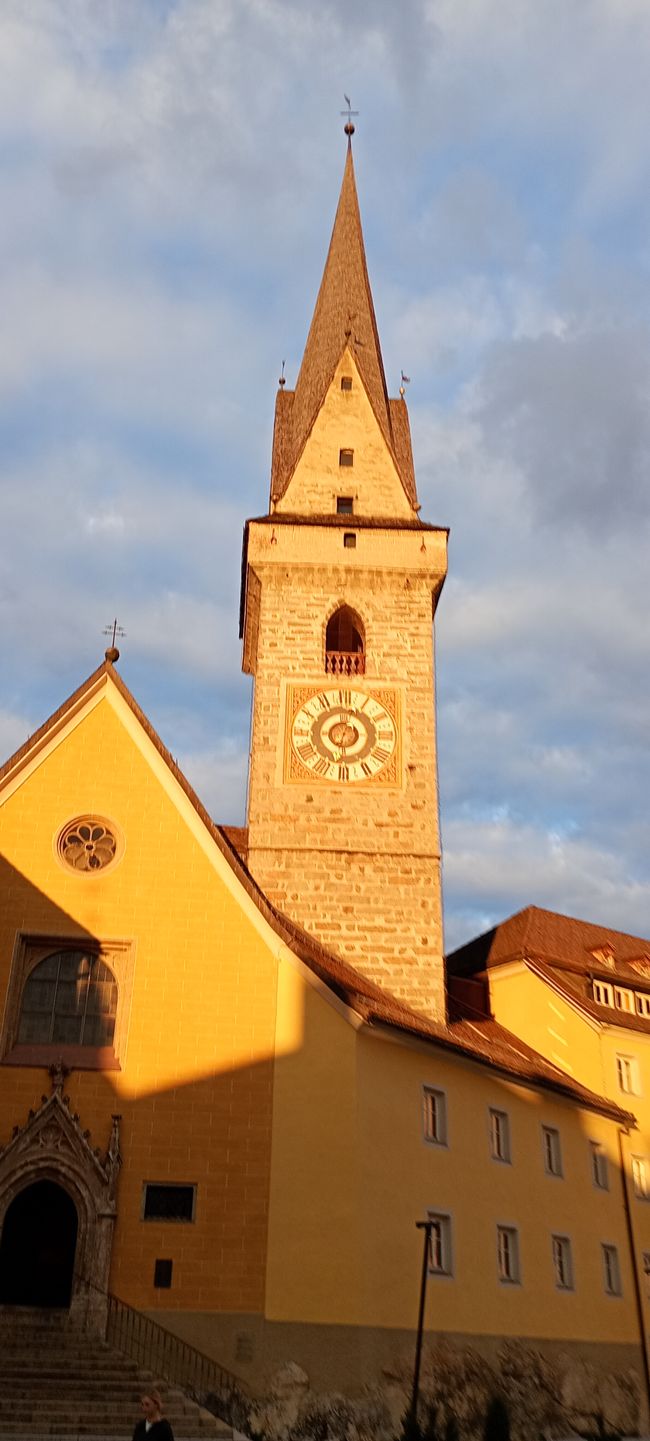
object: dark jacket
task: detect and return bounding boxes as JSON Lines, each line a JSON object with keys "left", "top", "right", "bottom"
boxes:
{"left": 132, "top": 1421, "right": 174, "bottom": 1441}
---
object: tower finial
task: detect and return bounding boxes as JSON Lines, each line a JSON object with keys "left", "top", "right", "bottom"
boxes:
{"left": 341, "top": 94, "right": 358, "bottom": 139}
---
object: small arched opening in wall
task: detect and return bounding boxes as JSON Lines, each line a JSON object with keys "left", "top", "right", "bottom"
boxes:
{"left": 325, "top": 605, "right": 365, "bottom": 676}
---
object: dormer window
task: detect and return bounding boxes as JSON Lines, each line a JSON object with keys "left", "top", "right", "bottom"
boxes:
{"left": 337, "top": 496, "right": 354, "bottom": 515}
{"left": 341, "top": 376, "right": 353, "bottom": 391}
{"left": 339, "top": 448, "right": 354, "bottom": 467}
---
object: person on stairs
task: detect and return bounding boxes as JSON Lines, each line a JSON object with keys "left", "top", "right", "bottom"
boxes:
{"left": 133, "top": 1388, "right": 174, "bottom": 1440}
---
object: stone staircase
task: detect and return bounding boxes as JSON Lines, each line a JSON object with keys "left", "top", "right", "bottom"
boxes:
{"left": 0, "top": 1310, "right": 234, "bottom": 1440}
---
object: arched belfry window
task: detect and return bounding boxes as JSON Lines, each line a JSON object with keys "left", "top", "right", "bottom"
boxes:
{"left": 325, "top": 606, "right": 365, "bottom": 676}
{"left": 17, "top": 951, "right": 118, "bottom": 1048}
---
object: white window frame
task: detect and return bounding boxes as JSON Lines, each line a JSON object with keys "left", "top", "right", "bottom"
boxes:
{"left": 614, "top": 987, "right": 635, "bottom": 1013}
{"left": 602, "top": 1243, "right": 622, "bottom": 1296}
{"left": 593, "top": 979, "right": 614, "bottom": 1006}
{"left": 636, "top": 993, "right": 650, "bottom": 1018}
{"left": 632, "top": 1155, "right": 650, "bottom": 1200}
{"left": 489, "top": 1107, "right": 511, "bottom": 1164}
{"left": 616, "top": 1053, "right": 641, "bottom": 1095}
{"left": 497, "top": 1225, "right": 521, "bottom": 1285}
{"left": 589, "top": 1141, "right": 609, "bottom": 1191}
{"left": 426, "top": 1211, "right": 453, "bottom": 1277}
{"left": 542, "top": 1125, "right": 563, "bottom": 1177}
{"left": 552, "top": 1234, "right": 574, "bottom": 1290}
{"left": 422, "top": 1085, "right": 448, "bottom": 1147}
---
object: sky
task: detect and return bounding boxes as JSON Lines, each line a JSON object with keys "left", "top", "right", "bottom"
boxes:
{"left": 2, "top": 0, "right": 650, "bottom": 952}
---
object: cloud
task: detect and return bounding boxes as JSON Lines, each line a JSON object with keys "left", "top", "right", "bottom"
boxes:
{"left": 179, "top": 740, "right": 248, "bottom": 825}
{"left": 3, "top": 0, "right": 650, "bottom": 956}
{"left": 443, "top": 815, "right": 650, "bottom": 953}
{"left": 475, "top": 328, "right": 650, "bottom": 529}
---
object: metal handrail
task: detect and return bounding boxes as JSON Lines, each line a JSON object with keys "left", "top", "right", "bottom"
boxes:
{"left": 78, "top": 1277, "right": 250, "bottom": 1430}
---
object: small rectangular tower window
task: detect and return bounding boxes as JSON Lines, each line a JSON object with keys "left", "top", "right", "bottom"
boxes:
{"left": 339, "top": 448, "right": 354, "bottom": 466}
{"left": 343, "top": 532, "right": 356, "bottom": 549}
{"left": 542, "top": 1125, "right": 563, "bottom": 1177}
{"left": 422, "top": 1086, "right": 447, "bottom": 1146}
{"left": 602, "top": 1244, "right": 622, "bottom": 1296}
{"left": 426, "top": 1213, "right": 453, "bottom": 1276}
{"left": 497, "top": 1226, "right": 520, "bottom": 1284}
{"left": 590, "top": 1141, "right": 609, "bottom": 1190}
{"left": 552, "top": 1235, "right": 574, "bottom": 1290}
{"left": 489, "top": 1108, "right": 511, "bottom": 1163}
{"left": 340, "top": 376, "right": 353, "bottom": 391}
{"left": 337, "top": 496, "right": 354, "bottom": 514}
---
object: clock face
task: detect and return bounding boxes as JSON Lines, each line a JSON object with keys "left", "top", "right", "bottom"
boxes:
{"left": 289, "top": 687, "right": 398, "bottom": 783}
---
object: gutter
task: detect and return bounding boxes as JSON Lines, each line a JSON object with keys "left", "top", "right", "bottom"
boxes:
{"left": 618, "top": 1125, "right": 650, "bottom": 1429}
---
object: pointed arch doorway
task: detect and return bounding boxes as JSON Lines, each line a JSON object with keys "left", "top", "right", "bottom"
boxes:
{"left": 0, "top": 1179, "right": 78, "bottom": 1307}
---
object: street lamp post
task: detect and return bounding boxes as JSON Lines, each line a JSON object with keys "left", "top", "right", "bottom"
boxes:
{"left": 408, "top": 1219, "right": 434, "bottom": 1433}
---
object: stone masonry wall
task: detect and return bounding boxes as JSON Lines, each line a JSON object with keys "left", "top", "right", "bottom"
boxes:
{"left": 245, "top": 547, "right": 446, "bottom": 1020}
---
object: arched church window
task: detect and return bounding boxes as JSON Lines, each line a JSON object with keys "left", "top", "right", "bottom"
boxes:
{"left": 325, "top": 606, "right": 365, "bottom": 676}
{"left": 17, "top": 951, "right": 118, "bottom": 1048}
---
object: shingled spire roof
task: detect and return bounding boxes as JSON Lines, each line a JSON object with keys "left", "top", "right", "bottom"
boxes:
{"left": 270, "top": 140, "right": 417, "bottom": 508}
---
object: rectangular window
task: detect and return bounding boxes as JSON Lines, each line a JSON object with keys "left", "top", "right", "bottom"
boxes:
{"left": 143, "top": 1183, "right": 196, "bottom": 1222}
{"left": 423, "top": 1086, "right": 447, "bottom": 1146}
{"left": 336, "top": 496, "right": 354, "bottom": 514}
{"left": 153, "top": 1258, "right": 173, "bottom": 1289}
{"left": 542, "top": 1125, "right": 563, "bottom": 1177}
{"left": 340, "top": 375, "right": 353, "bottom": 391}
{"left": 497, "top": 1225, "right": 520, "bottom": 1284}
{"left": 426, "top": 1212, "right": 453, "bottom": 1276}
{"left": 590, "top": 1141, "right": 609, "bottom": 1190}
{"left": 489, "top": 1108, "right": 511, "bottom": 1163}
{"left": 343, "top": 532, "right": 357, "bottom": 549}
{"left": 632, "top": 1156, "right": 650, "bottom": 1199}
{"left": 339, "top": 448, "right": 354, "bottom": 466}
{"left": 552, "top": 1234, "right": 574, "bottom": 1290}
{"left": 602, "top": 1244, "right": 622, "bottom": 1296}
{"left": 593, "top": 979, "right": 614, "bottom": 1006}
{"left": 614, "top": 987, "right": 635, "bottom": 1013}
{"left": 616, "top": 1054, "right": 640, "bottom": 1095}
{"left": 636, "top": 993, "right": 650, "bottom": 1017}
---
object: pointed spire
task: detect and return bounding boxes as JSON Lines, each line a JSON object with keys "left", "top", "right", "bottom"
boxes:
{"left": 292, "top": 141, "right": 392, "bottom": 462}
{"left": 270, "top": 141, "right": 417, "bottom": 509}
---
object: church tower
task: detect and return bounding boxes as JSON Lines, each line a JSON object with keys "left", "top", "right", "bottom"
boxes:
{"left": 240, "top": 135, "right": 448, "bottom": 1018}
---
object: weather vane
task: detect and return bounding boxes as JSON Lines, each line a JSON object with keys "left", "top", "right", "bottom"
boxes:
{"left": 279, "top": 359, "right": 286, "bottom": 388}
{"left": 341, "top": 94, "right": 359, "bottom": 137}
{"left": 103, "top": 618, "right": 125, "bottom": 664}
{"left": 399, "top": 370, "right": 411, "bottom": 399}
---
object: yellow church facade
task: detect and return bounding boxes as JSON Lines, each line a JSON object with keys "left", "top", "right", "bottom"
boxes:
{"left": 1, "top": 138, "right": 649, "bottom": 1434}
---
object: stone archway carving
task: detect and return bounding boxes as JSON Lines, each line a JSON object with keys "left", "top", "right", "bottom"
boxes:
{"left": 0, "top": 1077, "right": 121, "bottom": 1333}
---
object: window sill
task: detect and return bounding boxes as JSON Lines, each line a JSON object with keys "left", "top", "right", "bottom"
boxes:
{"left": 2, "top": 1043, "right": 121, "bottom": 1071}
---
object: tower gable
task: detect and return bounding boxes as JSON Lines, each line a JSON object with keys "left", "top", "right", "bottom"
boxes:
{"left": 275, "top": 349, "right": 415, "bottom": 521}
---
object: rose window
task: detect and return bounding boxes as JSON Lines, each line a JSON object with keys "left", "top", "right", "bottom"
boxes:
{"left": 58, "top": 817, "right": 118, "bottom": 873}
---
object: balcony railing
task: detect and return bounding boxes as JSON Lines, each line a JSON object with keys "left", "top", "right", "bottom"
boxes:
{"left": 325, "top": 650, "right": 365, "bottom": 676}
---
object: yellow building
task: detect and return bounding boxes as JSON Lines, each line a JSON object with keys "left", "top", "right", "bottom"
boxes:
{"left": 0, "top": 137, "right": 648, "bottom": 1438}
